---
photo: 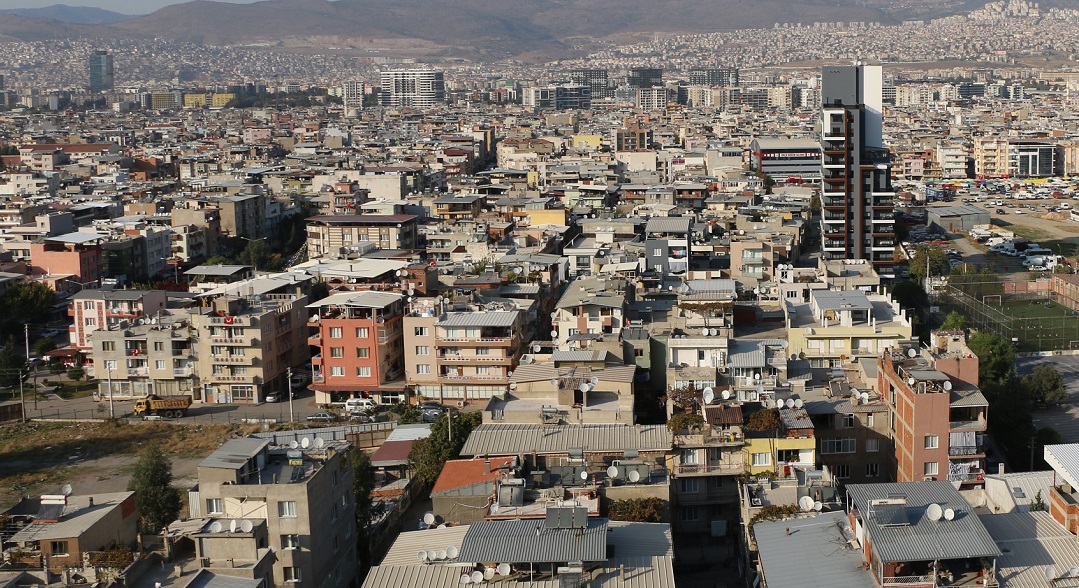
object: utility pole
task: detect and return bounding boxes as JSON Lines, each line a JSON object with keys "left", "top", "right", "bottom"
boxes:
{"left": 107, "top": 361, "right": 114, "bottom": 419}
{"left": 448, "top": 409, "right": 452, "bottom": 444}
{"left": 286, "top": 367, "right": 295, "bottom": 423}
{"left": 19, "top": 370, "right": 25, "bottom": 423}
{"left": 24, "top": 324, "right": 29, "bottom": 361}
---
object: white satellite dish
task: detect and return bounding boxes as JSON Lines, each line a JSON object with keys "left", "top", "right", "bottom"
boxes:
{"left": 580, "top": 470, "right": 590, "bottom": 481}
{"left": 799, "top": 495, "right": 815, "bottom": 511}
{"left": 290, "top": 440, "right": 299, "bottom": 449}
{"left": 461, "top": 574, "right": 472, "bottom": 585}
{"left": 591, "top": 376, "right": 599, "bottom": 386}
{"left": 754, "top": 373, "right": 762, "bottom": 381}
{"left": 1070, "top": 567, "right": 1079, "bottom": 578}
{"left": 1045, "top": 566, "right": 1057, "bottom": 582}
{"left": 418, "top": 551, "right": 429, "bottom": 563}
{"left": 926, "top": 503, "right": 944, "bottom": 522}
{"left": 550, "top": 330, "right": 558, "bottom": 338}
{"left": 907, "top": 377, "right": 916, "bottom": 386}
{"left": 532, "top": 344, "right": 541, "bottom": 353}
{"left": 785, "top": 398, "right": 795, "bottom": 409}
{"left": 721, "top": 390, "right": 731, "bottom": 400}
{"left": 61, "top": 484, "right": 73, "bottom": 496}
{"left": 497, "top": 563, "right": 511, "bottom": 576}
{"left": 423, "top": 512, "right": 436, "bottom": 525}
{"left": 447, "top": 545, "right": 459, "bottom": 559}
{"left": 301, "top": 437, "right": 311, "bottom": 449}
{"left": 240, "top": 519, "right": 253, "bottom": 533}
{"left": 579, "top": 383, "right": 591, "bottom": 393}
{"left": 813, "top": 501, "right": 823, "bottom": 512}
{"left": 907, "top": 348, "right": 918, "bottom": 358}
{"left": 209, "top": 521, "right": 223, "bottom": 533}
{"left": 794, "top": 398, "right": 803, "bottom": 408}
{"left": 628, "top": 470, "right": 641, "bottom": 483}
{"left": 471, "top": 571, "right": 484, "bottom": 584}
{"left": 607, "top": 465, "right": 621, "bottom": 479}
{"left": 438, "top": 549, "right": 449, "bottom": 561}
{"left": 703, "top": 388, "right": 716, "bottom": 404}
{"left": 484, "top": 568, "right": 496, "bottom": 580}
{"left": 944, "top": 508, "right": 955, "bottom": 521}
{"left": 315, "top": 437, "right": 325, "bottom": 449}
{"left": 229, "top": 519, "right": 238, "bottom": 533}
{"left": 860, "top": 392, "right": 869, "bottom": 404}
{"left": 943, "top": 381, "right": 953, "bottom": 391}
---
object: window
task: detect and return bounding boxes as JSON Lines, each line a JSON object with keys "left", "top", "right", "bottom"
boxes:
{"left": 476, "top": 347, "right": 490, "bottom": 356}
{"left": 329, "top": 327, "right": 342, "bottom": 338}
{"left": 355, "top": 327, "right": 369, "bottom": 338}
{"left": 841, "top": 414, "right": 855, "bottom": 428}
{"left": 330, "top": 347, "right": 343, "bottom": 358}
{"left": 652, "top": 248, "right": 664, "bottom": 257}
{"left": 924, "top": 462, "right": 939, "bottom": 477}
{"left": 341, "top": 493, "right": 349, "bottom": 509}
{"left": 866, "top": 438, "right": 880, "bottom": 453}
{"left": 155, "top": 360, "right": 166, "bottom": 370}
{"left": 833, "top": 464, "right": 850, "bottom": 479}
{"left": 356, "top": 347, "right": 370, "bottom": 358}
{"left": 332, "top": 471, "right": 338, "bottom": 487}
{"left": 680, "top": 478, "right": 700, "bottom": 493}
{"left": 331, "top": 504, "right": 338, "bottom": 523}
{"left": 415, "top": 346, "right": 429, "bottom": 356}
{"left": 206, "top": 498, "right": 223, "bottom": 515}
{"left": 867, "top": 413, "right": 875, "bottom": 427}
{"left": 356, "top": 367, "right": 371, "bottom": 377}
{"left": 680, "top": 506, "right": 699, "bottom": 522}
{"left": 153, "top": 341, "right": 165, "bottom": 351}
{"left": 476, "top": 366, "right": 490, "bottom": 375}
{"left": 414, "top": 327, "right": 429, "bottom": 337}
{"left": 104, "top": 360, "right": 117, "bottom": 370}
{"left": 752, "top": 452, "right": 771, "bottom": 467}
{"left": 820, "top": 438, "right": 857, "bottom": 454}
{"left": 50, "top": 541, "right": 69, "bottom": 555}
{"left": 417, "top": 364, "right": 431, "bottom": 374}
{"left": 278, "top": 501, "right": 297, "bottom": 518}
{"left": 281, "top": 534, "right": 300, "bottom": 550}
{"left": 681, "top": 449, "right": 698, "bottom": 465}
{"left": 331, "top": 366, "right": 344, "bottom": 377}
{"left": 85, "top": 318, "right": 96, "bottom": 326}
{"left": 333, "top": 536, "right": 339, "bottom": 553}
{"left": 283, "top": 567, "right": 301, "bottom": 583}
{"left": 866, "top": 463, "right": 879, "bottom": 478}
{"left": 102, "top": 341, "right": 115, "bottom": 351}
{"left": 924, "top": 435, "right": 939, "bottom": 449}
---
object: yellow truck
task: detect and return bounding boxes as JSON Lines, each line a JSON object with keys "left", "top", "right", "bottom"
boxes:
{"left": 132, "top": 395, "right": 192, "bottom": 418}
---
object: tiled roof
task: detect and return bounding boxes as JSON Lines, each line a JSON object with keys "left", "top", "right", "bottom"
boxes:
{"left": 431, "top": 457, "right": 515, "bottom": 496}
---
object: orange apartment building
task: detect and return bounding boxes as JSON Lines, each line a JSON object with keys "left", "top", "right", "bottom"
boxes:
{"left": 877, "top": 331, "right": 988, "bottom": 486}
{"left": 67, "top": 289, "right": 168, "bottom": 350}
{"left": 30, "top": 233, "right": 105, "bottom": 287}
{"left": 308, "top": 290, "right": 407, "bottom": 404}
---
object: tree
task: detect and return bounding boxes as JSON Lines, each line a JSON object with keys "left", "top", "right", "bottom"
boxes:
{"left": 237, "top": 238, "right": 276, "bottom": 272}
{"left": 351, "top": 448, "right": 376, "bottom": 572}
{"left": 608, "top": 497, "right": 665, "bottom": 522}
{"left": 408, "top": 411, "right": 482, "bottom": 485}
{"left": 667, "top": 412, "right": 704, "bottom": 433}
{"left": 127, "top": 444, "right": 182, "bottom": 534}
{"left": 1032, "top": 490, "right": 1047, "bottom": 511}
{"left": 940, "top": 311, "right": 968, "bottom": 332}
{"left": 389, "top": 402, "right": 421, "bottom": 424}
{"left": 909, "top": 245, "right": 949, "bottom": 279}
{"left": 949, "top": 265, "right": 1003, "bottom": 301}
{"left": 890, "top": 280, "right": 929, "bottom": 311}
{"left": 967, "top": 332, "right": 1014, "bottom": 385}
{"left": 0, "top": 345, "right": 27, "bottom": 390}
{"left": 67, "top": 367, "right": 85, "bottom": 382}
{"left": 0, "top": 282, "right": 56, "bottom": 339}
{"left": 33, "top": 337, "right": 56, "bottom": 357}
{"left": 1024, "top": 364, "right": 1068, "bottom": 406}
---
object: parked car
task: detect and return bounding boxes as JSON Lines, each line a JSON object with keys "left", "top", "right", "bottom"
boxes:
{"left": 306, "top": 412, "right": 335, "bottom": 423}
{"left": 422, "top": 408, "right": 443, "bottom": 423}
{"left": 419, "top": 401, "right": 445, "bottom": 411}
{"left": 265, "top": 392, "right": 282, "bottom": 403}
{"left": 289, "top": 370, "right": 312, "bottom": 389}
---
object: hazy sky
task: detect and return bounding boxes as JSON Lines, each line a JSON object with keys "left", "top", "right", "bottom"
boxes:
{"left": 6, "top": 0, "right": 264, "bottom": 15}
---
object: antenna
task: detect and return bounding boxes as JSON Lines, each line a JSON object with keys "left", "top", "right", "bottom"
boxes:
{"left": 785, "top": 398, "right": 795, "bottom": 409}
{"left": 943, "top": 508, "right": 955, "bottom": 521}
{"left": 423, "top": 512, "right": 436, "bottom": 526}
{"left": 1045, "top": 567, "right": 1057, "bottom": 582}
{"left": 209, "top": 521, "right": 223, "bottom": 533}
{"left": 580, "top": 470, "right": 589, "bottom": 481}
{"left": 907, "top": 348, "right": 918, "bottom": 358}
{"left": 590, "top": 376, "right": 599, "bottom": 386}
{"left": 550, "top": 330, "right": 558, "bottom": 338}
{"left": 484, "top": 568, "right": 496, "bottom": 580}
{"left": 799, "top": 495, "right": 815, "bottom": 511}
{"left": 607, "top": 465, "right": 621, "bottom": 479}
{"left": 794, "top": 398, "right": 804, "bottom": 408}
{"left": 240, "top": 519, "right": 253, "bottom": 533}
{"left": 926, "top": 503, "right": 943, "bottom": 522}
{"left": 813, "top": 501, "right": 823, "bottom": 512}
{"left": 702, "top": 387, "right": 715, "bottom": 404}
{"left": 943, "top": 380, "right": 953, "bottom": 391}
{"left": 315, "top": 437, "right": 325, "bottom": 449}
{"left": 438, "top": 549, "right": 449, "bottom": 560}
{"left": 290, "top": 440, "right": 299, "bottom": 449}
{"left": 860, "top": 392, "right": 869, "bottom": 404}
{"left": 461, "top": 574, "right": 472, "bottom": 585}
{"left": 418, "top": 551, "right": 429, "bottom": 563}
{"left": 907, "top": 377, "right": 916, "bottom": 386}
{"left": 628, "top": 470, "right": 641, "bottom": 483}
{"left": 301, "top": 437, "right": 311, "bottom": 449}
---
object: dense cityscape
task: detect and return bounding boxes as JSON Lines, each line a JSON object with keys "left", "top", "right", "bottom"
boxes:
{"left": 7, "top": 0, "right": 1079, "bottom": 587}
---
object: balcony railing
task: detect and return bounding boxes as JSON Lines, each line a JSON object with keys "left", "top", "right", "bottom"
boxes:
{"left": 949, "top": 419, "right": 986, "bottom": 431}
{"left": 674, "top": 463, "right": 746, "bottom": 476}
{"left": 947, "top": 470, "right": 985, "bottom": 483}
{"left": 948, "top": 445, "right": 983, "bottom": 456}
{"left": 881, "top": 575, "right": 934, "bottom": 587}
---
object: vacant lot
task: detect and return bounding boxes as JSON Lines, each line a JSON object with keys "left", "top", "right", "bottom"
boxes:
{"left": 0, "top": 421, "right": 258, "bottom": 508}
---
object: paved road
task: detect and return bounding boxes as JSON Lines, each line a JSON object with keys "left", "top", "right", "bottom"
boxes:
{"left": 1017, "top": 355, "right": 1079, "bottom": 443}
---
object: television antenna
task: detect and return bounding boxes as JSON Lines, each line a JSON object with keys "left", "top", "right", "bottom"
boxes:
{"left": 315, "top": 437, "right": 325, "bottom": 449}
{"left": 794, "top": 398, "right": 804, "bottom": 408}
{"left": 943, "top": 381, "right": 953, "bottom": 391}
{"left": 628, "top": 470, "right": 641, "bottom": 483}
{"left": 907, "top": 348, "right": 918, "bottom": 358}
{"left": 460, "top": 574, "right": 472, "bottom": 584}
{"left": 785, "top": 398, "right": 795, "bottom": 409}
{"left": 607, "top": 465, "right": 621, "bottom": 479}
{"left": 417, "top": 551, "right": 429, "bottom": 563}
{"left": 447, "top": 545, "right": 459, "bottom": 559}
{"left": 497, "top": 563, "right": 511, "bottom": 576}
{"left": 290, "top": 440, "right": 299, "bottom": 449}
{"left": 471, "top": 571, "right": 484, "bottom": 584}
{"left": 61, "top": 484, "right": 73, "bottom": 496}
{"left": 229, "top": 519, "right": 238, "bottom": 533}
{"left": 721, "top": 390, "right": 731, "bottom": 400}
{"left": 580, "top": 470, "right": 589, "bottom": 481}
{"left": 813, "top": 501, "right": 823, "bottom": 512}
{"left": 209, "top": 521, "right": 223, "bottom": 533}
{"left": 799, "top": 496, "right": 815, "bottom": 511}
{"left": 423, "top": 512, "right": 436, "bottom": 526}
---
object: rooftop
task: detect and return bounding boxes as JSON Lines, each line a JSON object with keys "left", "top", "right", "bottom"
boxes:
{"left": 456, "top": 517, "right": 608, "bottom": 563}
{"left": 754, "top": 511, "right": 872, "bottom": 588}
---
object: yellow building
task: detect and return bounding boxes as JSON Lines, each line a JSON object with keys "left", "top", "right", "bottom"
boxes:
{"left": 784, "top": 289, "right": 912, "bottom": 367}
{"left": 528, "top": 207, "right": 567, "bottom": 226}
{"left": 571, "top": 134, "right": 603, "bottom": 150}
{"left": 211, "top": 93, "right": 236, "bottom": 107}
{"left": 183, "top": 93, "right": 208, "bottom": 108}
{"left": 743, "top": 407, "right": 816, "bottom": 476}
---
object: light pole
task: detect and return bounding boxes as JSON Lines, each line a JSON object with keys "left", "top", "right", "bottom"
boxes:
{"left": 286, "top": 367, "right": 295, "bottom": 423}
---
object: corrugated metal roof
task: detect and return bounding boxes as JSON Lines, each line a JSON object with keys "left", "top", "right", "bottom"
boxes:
{"left": 386, "top": 423, "right": 433, "bottom": 442}
{"left": 645, "top": 217, "right": 692, "bottom": 234}
{"left": 199, "top": 438, "right": 269, "bottom": 469}
{"left": 983, "top": 470, "right": 1053, "bottom": 513}
{"left": 754, "top": 511, "right": 872, "bottom": 588}
{"left": 362, "top": 565, "right": 513, "bottom": 588}
{"left": 981, "top": 511, "right": 1079, "bottom": 588}
{"left": 460, "top": 424, "right": 671, "bottom": 457}
{"left": 846, "top": 481, "right": 1001, "bottom": 562}
{"left": 436, "top": 311, "right": 518, "bottom": 328}
{"left": 949, "top": 388, "right": 988, "bottom": 408}
{"left": 606, "top": 522, "right": 673, "bottom": 558}
{"left": 728, "top": 340, "right": 766, "bottom": 369}
{"left": 457, "top": 518, "right": 608, "bottom": 563}
{"left": 779, "top": 407, "right": 813, "bottom": 430}
{"left": 592, "top": 556, "right": 676, "bottom": 588}
{"left": 377, "top": 525, "right": 472, "bottom": 566}
{"left": 185, "top": 570, "right": 264, "bottom": 588}
{"left": 307, "top": 290, "right": 403, "bottom": 309}
{"left": 1045, "top": 444, "right": 1079, "bottom": 490}
{"left": 551, "top": 350, "right": 603, "bottom": 362}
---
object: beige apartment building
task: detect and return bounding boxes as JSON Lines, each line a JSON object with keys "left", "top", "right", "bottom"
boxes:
{"left": 784, "top": 289, "right": 913, "bottom": 367}
{"left": 89, "top": 310, "right": 197, "bottom": 399}
{"left": 305, "top": 215, "right": 418, "bottom": 259}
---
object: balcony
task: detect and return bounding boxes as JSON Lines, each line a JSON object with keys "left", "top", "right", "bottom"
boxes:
{"left": 439, "top": 355, "right": 513, "bottom": 365}
{"left": 439, "top": 374, "right": 508, "bottom": 383}
{"left": 674, "top": 433, "right": 745, "bottom": 447}
{"left": 209, "top": 336, "right": 255, "bottom": 346}
{"left": 208, "top": 374, "right": 258, "bottom": 383}
{"left": 948, "top": 445, "right": 984, "bottom": 457}
{"left": 212, "top": 355, "right": 255, "bottom": 365}
{"left": 674, "top": 463, "right": 745, "bottom": 476}
{"left": 436, "top": 336, "right": 513, "bottom": 347}
{"left": 947, "top": 470, "right": 985, "bottom": 483}
{"left": 950, "top": 419, "right": 986, "bottom": 431}
{"left": 881, "top": 575, "right": 934, "bottom": 587}
{"left": 173, "top": 367, "right": 194, "bottom": 377}
{"left": 209, "top": 316, "right": 252, "bottom": 326}
{"left": 127, "top": 367, "right": 148, "bottom": 377}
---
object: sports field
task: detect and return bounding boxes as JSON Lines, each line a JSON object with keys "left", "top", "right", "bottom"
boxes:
{"left": 998, "top": 298, "right": 1079, "bottom": 351}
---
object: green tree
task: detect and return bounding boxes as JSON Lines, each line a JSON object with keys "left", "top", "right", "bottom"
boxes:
{"left": 949, "top": 265, "right": 1003, "bottom": 301}
{"left": 909, "top": 245, "right": 949, "bottom": 279}
{"left": 127, "top": 444, "right": 182, "bottom": 534}
{"left": 0, "top": 345, "right": 27, "bottom": 390}
{"left": 667, "top": 412, "right": 704, "bottom": 433}
{"left": 746, "top": 408, "right": 782, "bottom": 474}
{"left": 237, "top": 238, "right": 276, "bottom": 272}
{"left": 351, "top": 448, "right": 376, "bottom": 572}
{"left": 67, "top": 367, "right": 85, "bottom": 382}
{"left": 408, "top": 411, "right": 482, "bottom": 485}
{"left": 607, "top": 497, "right": 665, "bottom": 522}
{"left": 33, "top": 337, "right": 56, "bottom": 357}
{"left": 0, "top": 282, "right": 56, "bottom": 339}
{"left": 940, "top": 311, "right": 968, "bottom": 332}
{"left": 1032, "top": 490, "right": 1047, "bottom": 511}
{"left": 968, "top": 332, "right": 1014, "bottom": 385}
{"left": 389, "top": 402, "right": 421, "bottom": 424}
{"left": 890, "top": 280, "right": 929, "bottom": 311}
{"left": 1023, "top": 364, "right": 1068, "bottom": 406}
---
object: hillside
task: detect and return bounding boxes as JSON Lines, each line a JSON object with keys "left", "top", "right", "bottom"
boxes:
{"left": 0, "top": 4, "right": 133, "bottom": 24}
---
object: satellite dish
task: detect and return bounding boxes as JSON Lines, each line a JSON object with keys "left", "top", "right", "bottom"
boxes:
{"left": 721, "top": 390, "right": 731, "bottom": 400}
{"left": 229, "top": 519, "right": 238, "bottom": 533}
{"left": 943, "top": 380, "right": 953, "bottom": 391}
{"left": 209, "top": 521, "right": 223, "bottom": 533}
{"left": 1070, "top": 568, "right": 1079, "bottom": 578}
{"left": 315, "top": 437, "right": 325, "bottom": 449}
{"left": 550, "top": 330, "right": 558, "bottom": 338}
{"left": 290, "top": 440, "right": 299, "bottom": 449}
{"left": 438, "top": 549, "right": 449, "bottom": 561}
{"left": 703, "top": 388, "right": 716, "bottom": 404}
{"left": 591, "top": 376, "right": 600, "bottom": 386}
{"left": 532, "top": 344, "right": 541, "bottom": 353}
{"left": 785, "top": 398, "right": 795, "bottom": 409}
{"left": 484, "top": 568, "right": 496, "bottom": 580}
{"left": 754, "top": 373, "right": 761, "bottom": 381}
{"left": 61, "top": 484, "right": 73, "bottom": 496}
{"left": 240, "top": 519, "right": 253, "bottom": 533}
{"left": 907, "top": 377, "right": 916, "bottom": 386}
{"left": 628, "top": 470, "right": 641, "bottom": 483}
{"left": 799, "top": 495, "right": 815, "bottom": 511}
{"left": 944, "top": 508, "right": 955, "bottom": 521}
{"left": 461, "top": 574, "right": 472, "bottom": 585}
{"left": 1045, "top": 566, "right": 1057, "bottom": 582}
{"left": 301, "top": 437, "right": 311, "bottom": 449}
{"left": 471, "top": 571, "right": 484, "bottom": 584}
{"left": 926, "top": 503, "right": 944, "bottom": 522}
{"left": 607, "top": 465, "right": 621, "bottom": 479}
{"left": 860, "top": 392, "right": 869, "bottom": 404}
{"left": 813, "top": 501, "right": 823, "bottom": 512}
{"left": 794, "top": 398, "right": 803, "bottom": 408}
{"left": 579, "top": 383, "right": 591, "bottom": 393}
{"left": 497, "top": 563, "right": 511, "bottom": 576}
{"left": 418, "top": 551, "right": 429, "bottom": 563}
{"left": 580, "top": 470, "right": 590, "bottom": 481}
{"left": 423, "top": 512, "right": 436, "bottom": 526}
{"left": 907, "top": 348, "right": 918, "bottom": 358}
{"left": 447, "top": 545, "right": 459, "bottom": 559}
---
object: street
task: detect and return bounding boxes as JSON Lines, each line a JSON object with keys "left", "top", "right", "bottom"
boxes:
{"left": 1017, "top": 355, "right": 1079, "bottom": 443}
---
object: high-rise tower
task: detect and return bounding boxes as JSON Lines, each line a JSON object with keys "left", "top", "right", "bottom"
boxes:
{"left": 89, "top": 50, "right": 114, "bottom": 94}
{"left": 379, "top": 69, "right": 445, "bottom": 109}
{"left": 819, "top": 65, "right": 895, "bottom": 278}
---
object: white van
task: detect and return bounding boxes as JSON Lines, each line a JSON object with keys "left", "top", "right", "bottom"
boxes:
{"left": 345, "top": 397, "right": 377, "bottom": 412}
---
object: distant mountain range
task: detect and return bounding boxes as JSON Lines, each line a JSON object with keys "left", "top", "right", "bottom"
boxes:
{"left": 0, "top": 4, "right": 131, "bottom": 24}
{"left": 0, "top": 0, "right": 1067, "bottom": 58}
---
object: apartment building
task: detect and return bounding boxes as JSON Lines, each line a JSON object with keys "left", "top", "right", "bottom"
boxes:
{"left": 305, "top": 214, "right": 418, "bottom": 259}
{"left": 743, "top": 406, "right": 816, "bottom": 477}
{"left": 805, "top": 371, "right": 892, "bottom": 484}
{"left": 484, "top": 362, "right": 636, "bottom": 425}
{"left": 89, "top": 310, "right": 197, "bottom": 399}
{"left": 379, "top": 69, "right": 445, "bottom": 109}
{"left": 67, "top": 289, "right": 168, "bottom": 351}
{"left": 552, "top": 277, "right": 629, "bottom": 351}
{"left": 30, "top": 233, "right": 105, "bottom": 286}
{"left": 974, "top": 138, "right": 1058, "bottom": 178}
{"left": 308, "top": 291, "right": 406, "bottom": 405}
{"left": 432, "top": 194, "right": 483, "bottom": 222}
{"left": 784, "top": 289, "right": 913, "bottom": 367}
{"left": 188, "top": 438, "right": 355, "bottom": 588}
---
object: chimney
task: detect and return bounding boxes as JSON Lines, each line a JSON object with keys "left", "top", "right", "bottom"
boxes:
{"left": 998, "top": 463, "right": 1005, "bottom": 475}
{"left": 484, "top": 457, "right": 491, "bottom": 474}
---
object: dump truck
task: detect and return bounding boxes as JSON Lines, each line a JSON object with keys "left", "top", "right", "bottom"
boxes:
{"left": 133, "top": 395, "right": 192, "bottom": 418}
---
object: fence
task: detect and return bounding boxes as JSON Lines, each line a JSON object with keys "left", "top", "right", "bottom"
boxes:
{"left": 938, "top": 281, "right": 1079, "bottom": 353}
{"left": 24, "top": 406, "right": 335, "bottom": 426}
